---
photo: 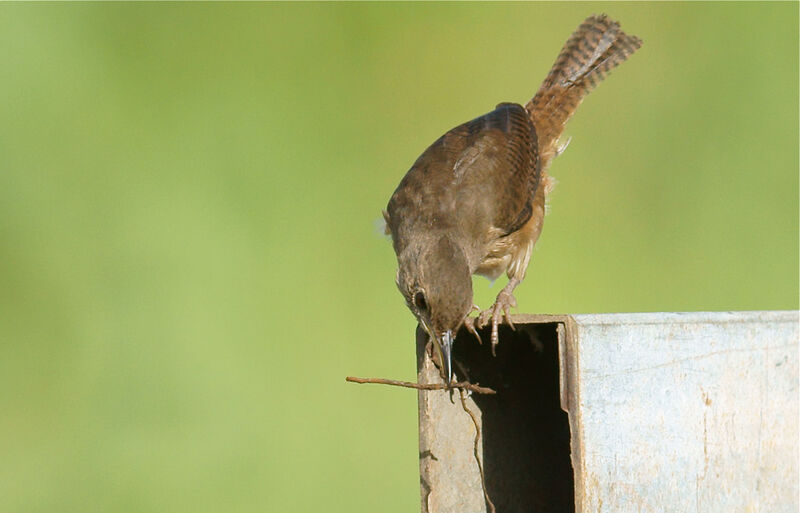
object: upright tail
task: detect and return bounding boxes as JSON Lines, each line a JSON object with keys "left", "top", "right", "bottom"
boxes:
{"left": 525, "top": 14, "right": 642, "bottom": 169}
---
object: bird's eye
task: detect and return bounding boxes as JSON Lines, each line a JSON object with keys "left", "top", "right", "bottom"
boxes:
{"left": 413, "top": 291, "right": 427, "bottom": 311}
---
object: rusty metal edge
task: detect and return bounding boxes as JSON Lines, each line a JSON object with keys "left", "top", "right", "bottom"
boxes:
{"left": 562, "top": 315, "right": 585, "bottom": 513}
{"left": 416, "top": 326, "right": 434, "bottom": 513}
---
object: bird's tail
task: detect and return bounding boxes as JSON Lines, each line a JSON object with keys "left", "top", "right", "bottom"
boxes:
{"left": 525, "top": 14, "right": 642, "bottom": 170}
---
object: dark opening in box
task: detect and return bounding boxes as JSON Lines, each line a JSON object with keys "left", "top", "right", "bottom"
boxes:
{"left": 418, "top": 321, "right": 574, "bottom": 513}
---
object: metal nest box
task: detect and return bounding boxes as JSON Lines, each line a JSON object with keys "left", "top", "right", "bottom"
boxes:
{"left": 417, "top": 311, "right": 798, "bottom": 513}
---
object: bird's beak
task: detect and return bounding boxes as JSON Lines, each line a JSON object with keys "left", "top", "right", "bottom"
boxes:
{"left": 435, "top": 330, "right": 454, "bottom": 386}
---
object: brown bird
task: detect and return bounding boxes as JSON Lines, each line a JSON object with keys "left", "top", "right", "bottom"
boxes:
{"left": 384, "top": 15, "right": 642, "bottom": 383}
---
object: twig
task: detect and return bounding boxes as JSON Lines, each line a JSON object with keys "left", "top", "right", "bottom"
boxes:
{"left": 345, "top": 376, "right": 496, "bottom": 395}
{"left": 459, "top": 389, "right": 497, "bottom": 513}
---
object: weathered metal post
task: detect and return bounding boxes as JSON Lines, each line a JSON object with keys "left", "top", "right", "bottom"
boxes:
{"left": 417, "top": 311, "right": 799, "bottom": 513}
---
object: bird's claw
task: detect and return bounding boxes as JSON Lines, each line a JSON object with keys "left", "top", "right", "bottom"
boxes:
{"left": 477, "top": 291, "right": 517, "bottom": 355}
{"left": 465, "top": 319, "right": 482, "bottom": 345}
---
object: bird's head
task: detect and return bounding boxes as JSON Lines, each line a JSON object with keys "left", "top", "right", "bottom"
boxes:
{"left": 396, "top": 235, "right": 473, "bottom": 384}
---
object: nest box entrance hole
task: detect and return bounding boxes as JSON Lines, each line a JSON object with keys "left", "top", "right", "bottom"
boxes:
{"left": 453, "top": 321, "right": 574, "bottom": 513}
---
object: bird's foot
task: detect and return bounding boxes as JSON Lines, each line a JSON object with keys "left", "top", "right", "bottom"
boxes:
{"left": 477, "top": 290, "right": 517, "bottom": 355}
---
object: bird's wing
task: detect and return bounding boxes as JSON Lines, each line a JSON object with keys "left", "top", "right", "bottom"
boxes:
{"left": 444, "top": 102, "right": 540, "bottom": 237}
{"left": 386, "top": 103, "right": 540, "bottom": 254}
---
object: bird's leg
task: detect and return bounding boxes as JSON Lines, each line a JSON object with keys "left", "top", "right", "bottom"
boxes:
{"left": 477, "top": 277, "right": 521, "bottom": 354}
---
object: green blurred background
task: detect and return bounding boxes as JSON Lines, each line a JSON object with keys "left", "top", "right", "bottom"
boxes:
{"left": 0, "top": 3, "right": 796, "bottom": 512}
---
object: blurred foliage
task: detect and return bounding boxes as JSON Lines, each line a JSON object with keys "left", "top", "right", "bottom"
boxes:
{"left": 0, "top": 3, "right": 796, "bottom": 512}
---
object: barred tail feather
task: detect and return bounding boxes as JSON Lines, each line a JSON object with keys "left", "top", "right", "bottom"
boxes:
{"left": 525, "top": 14, "right": 642, "bottom": 169}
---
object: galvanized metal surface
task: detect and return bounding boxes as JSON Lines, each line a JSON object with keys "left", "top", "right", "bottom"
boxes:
{"left": 417, "top": 311, "right": 799, "bottom": 513}
{"left": 569, "top": 311, "right": 799, "bottom": 513}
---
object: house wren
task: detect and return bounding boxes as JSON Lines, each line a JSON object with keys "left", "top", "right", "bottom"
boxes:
{"left": 384, "top": 15, "right": 642, "bottom": 383}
